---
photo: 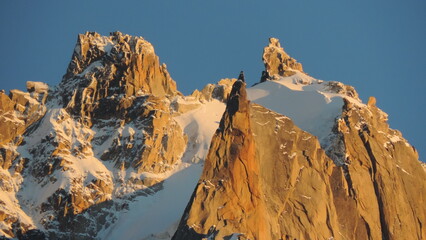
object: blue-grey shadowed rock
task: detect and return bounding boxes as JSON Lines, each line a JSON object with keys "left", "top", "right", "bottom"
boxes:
{"left": 237, "top": 71, "right": 245, "bottom": 82}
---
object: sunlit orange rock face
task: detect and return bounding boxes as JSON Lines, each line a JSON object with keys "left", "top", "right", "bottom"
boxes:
{"left": 173, "top": 39, "right": 426, "bottom": 240}
{"left": 1, "top": 33, "right": 425, "bottom": 240}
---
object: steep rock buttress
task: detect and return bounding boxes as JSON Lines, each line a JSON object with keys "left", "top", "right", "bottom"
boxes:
{"left": 173, "top": 79, "right": 270, "bottom": 240}
{"left": 173, "top": 78, "right": 341, "bottom": 240}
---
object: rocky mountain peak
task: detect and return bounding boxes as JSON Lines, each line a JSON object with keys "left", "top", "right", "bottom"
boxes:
{"left": 1, "top": 33, "right": 426, "bottom": 240}
{"left": 0, "top": 81, "right": 47, "bottom": 146}
{"left": 64, "top": 31, "right": 163, "bottom": 79}
{"left": 226, "top": 78, "right": 248, "bottom": 117}
{"left": 237, "top": 71, "right": 245, "bottom": 82}
{"left": 261, "top": 37, "right": 304, "bottom": 81}
{"left": 57, "top": 32, "right": 179, "bottom": 126}
{"left": 0, "top": 32, "right": 189, "bottom": 238}
{"left": 173, "top": 38, "right": 426, "bottom": 240}
{"left": 173, "top": 75, "right": 269, "bottom": 240}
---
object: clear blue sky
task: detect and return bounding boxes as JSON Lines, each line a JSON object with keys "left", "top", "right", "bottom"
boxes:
{"left": 1, "top": 0, "right": 425, "bottom": 160}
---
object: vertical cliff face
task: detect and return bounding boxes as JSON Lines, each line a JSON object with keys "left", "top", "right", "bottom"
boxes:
{"left": 173, "top": 81, "right": 342, "bottom": 240}
{"left": 257, "top": 39, "right": 426, "bottom": 240}
{"left": 330, "top": 97, "right": 426, "bottom": 240}
{"left": 173, "top": 80, "right": 270, "bottom": 240}
{"left": 174, "top": 80, "right": 332, "bottom": 239}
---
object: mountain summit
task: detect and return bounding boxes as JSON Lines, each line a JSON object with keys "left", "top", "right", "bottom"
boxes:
{"left": 261, "top": 37, "right": 304, "bottom": 82}
{"left": 172, "top": 38, "right": 426, "bottom": 240}
{"left": 0, "top": 33, "right": 425, "bottom": 240}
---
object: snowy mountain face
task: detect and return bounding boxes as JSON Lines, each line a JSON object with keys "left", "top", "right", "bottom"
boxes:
{"left": 0, "top": 33, "right": 425, "bottom": 240}
{"left": 0, "top": 32, "right": 228, "bottom": 239}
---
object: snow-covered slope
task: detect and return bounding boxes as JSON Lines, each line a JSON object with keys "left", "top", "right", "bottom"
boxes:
{"left": 97, "top": 164, "right": 202, "bottom": 240}
{"left": 0, "top": 68, "right": 367, "bottom": 238}
{"left": 102, "top": 69, "right": 369, "bottom": 239}
{"left": 96, "top": 99, "right": 225, "bottom": 239}
{"left": 0, "top": 32, "right": 227, "bottom": 239}
{"left": 0, "top": 91, "right": 225, "bottom": 239}
{"left": 175, "top": 100, "right": 226, "bottom": 163}
{"left": 248, "top": 70, "right": 363, "bottom": 164}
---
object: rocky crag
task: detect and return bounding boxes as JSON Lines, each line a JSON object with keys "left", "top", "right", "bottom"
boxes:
{"left": 173, "top": 38, "right": 426, "bottom": 239}
{"left": 0, "top": 32, "right": 231, "bottom": 239}
{"left": 0, "top": 33, "right": 425, "bottom": 240}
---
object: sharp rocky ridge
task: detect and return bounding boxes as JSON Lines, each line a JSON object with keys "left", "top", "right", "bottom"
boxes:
{"left": 0, "top": 32, "right": 424, "bottom": 240}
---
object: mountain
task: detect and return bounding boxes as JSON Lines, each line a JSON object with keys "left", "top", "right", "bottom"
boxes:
{"left": 0, "top": 33, "right": 425, "bottom": 240}
{"left": 172, "top": 38, "right": 426, "bottom": 240}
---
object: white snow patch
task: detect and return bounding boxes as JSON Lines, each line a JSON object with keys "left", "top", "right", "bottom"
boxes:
{"left": 389, "top": 134, "right": 402, "bottom": 143}
{"left": 255, "top": 121, "right": 270, "bottom": 126}
{"left": 300, "top": 194, "right": 312, "bottom": 200}
{"left": 174, "top": 100, "right": 225, "bottom": 163}
{"left": 91, "top": 36, "right": 115, "bottom": 54}
{"left": 16, "top": 107, "right": 113, "bottom": 228}
{"left": 96, "top": 99, "right": 226, "bottom": 239}
{"left": 247, "top": 71, "right": 363, "bottom": 146}
{"left": 396, "top": 164, "right": 411, "bottom": 175}
{"left": 98, "top": 164, "right": 203, "bottom": 240}
{"left": 0, "top": 169, "right": 35, "bottom": 235}
{"left": 77, "top": 60, "right": 104, "bottom": 77}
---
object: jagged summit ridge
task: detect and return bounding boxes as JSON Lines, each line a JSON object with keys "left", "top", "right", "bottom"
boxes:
{"left": 173, "top": 40, "right": 426, "bottom": 240}
{"left": 59, "top": 32, "right": 175, "bottom": 107}
{"left": 0, "top": 32, "right": 425, "bottom": 240}
{"left": 250, "top": 38, "right": 363, "bottom": 165}
{"left": 0, "top": 32, "right": 215, "bottom": 239}
{"left": 55, "top": 31, "right": 180, "bottom": 126}
{"left": 63, "top": 31, "right": 177, "bottom": 95}
{"left": 261, "top": 37, "right": 304, "bottom": 81}
{"left": 0, "top": 31, "right": 239, "bottom": 239}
